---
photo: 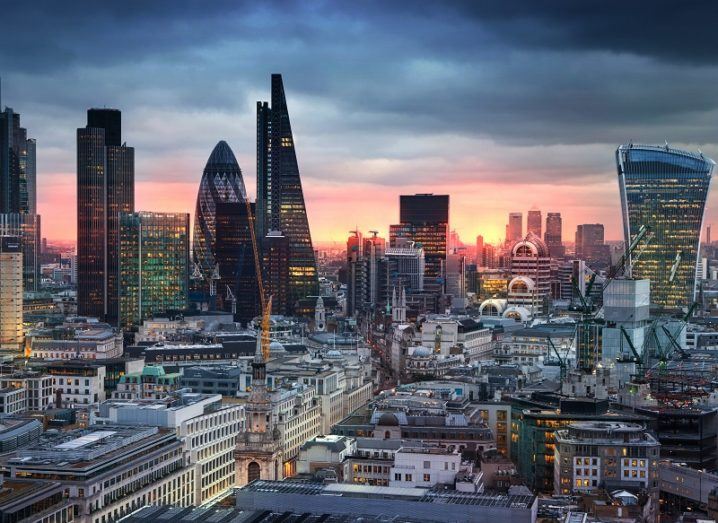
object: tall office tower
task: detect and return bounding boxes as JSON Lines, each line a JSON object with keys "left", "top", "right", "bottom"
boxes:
{"left": 527, "top": 209, "right": 542, "bottom": 238}
{"left": 482, "top": 244, "right": 497, "bottom": 268}
{"left": 77, "top": 108, "right": 134, "bottom": 321}
{"left": 347, "top": 231, "right": 363, "bottom": 264}
{"left": 192, "top": 141, "right": 246, "bottom": 277}
{"left": 262, "top": 231, "right": 290, "bottom": 315}
{"left": 118, "top": 212, "right": 189, "bottom": 329}
{"left": 507, "top": 212, "right": 523, "bottom": 243}
{"left": 214, "top": 201, "right": 260, "bottom": 325}
{"left": 386, "top": 245, "right": 425, "bottom": 294}
{"left": 475, "top": 235, "right": 484, "bottom": 266}
{"left": 544, "top": 212, "right": 564, "bottom": 257}
{"left": 0, "top": 213, "right": 40, "bottom": 291}
{"left": 508, "top": 234, "right": 551, "bottom": 315}
{"left": 445, "top": 249, "right": 466, "bottom": 307}
{"left": 363, "top": 233, "right": 386, "bottom": 307}
{"left": 617, "top": 144, "right": 715, "bottom": 309}
{"left": 575, "top": 223, "right": 609, "bottom": 265}
{"left": 1, "top": 101, "right": 35, "bottom": 215}
{"left": 389, "top": 194, "right": 449, "bottom": 294}
{"left": 0, "top": 236, "right": 23, "bottom": 353}
{"left": 257, "top": 74, "right": 318, "bottom": 311}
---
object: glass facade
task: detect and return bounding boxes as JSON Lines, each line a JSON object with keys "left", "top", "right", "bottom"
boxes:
{"left": 0, "top": 213, "right": 40, "bottom": 292}
{"left": 390, "top": 194, "right": 449, "bottom": 294}
{"left": 257, "top": 74, "right": 318, "bottom": 313}
{"left": 77, "top": 109, "right": 134, "bottom": 321}
{"left": 192, "top": 141, "right": 246, "bottom": 276}
{"left": 118, "top": 212, "right": 189, "bottom": 328}
{"left": 616, "top": 144, "right": 714, "bottom": 309}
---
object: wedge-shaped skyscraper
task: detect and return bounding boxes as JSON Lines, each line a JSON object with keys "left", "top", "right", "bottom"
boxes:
{"left": 257, "top": 74, "right": 318, "bottom": 313}
{"left": 616, "top": 143, "right": 714, "bottom": 309}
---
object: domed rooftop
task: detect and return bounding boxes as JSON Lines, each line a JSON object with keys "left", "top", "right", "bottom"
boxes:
{"left": 412, "top": 346, "right": 433, "bottom": 358}
{"left": 511, "top": 232, "right": 549, "bottom": 258}
{"left": 269, "top": 340, "right": 286, "bottom": 354}
{"left": 206, "top": 140, "right": 239, "bottom": 166}
{"left": 377, "top": 412, "right": 400, "bottom": 426}
{"left": 325, "top": 350, "right": 343, "bottom": 359}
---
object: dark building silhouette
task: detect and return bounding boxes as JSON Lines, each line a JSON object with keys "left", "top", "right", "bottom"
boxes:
{"left": 214, "top": 201, "right": 260, "bottom": 325}
{"left": 575, "top": 223, "right": 609, "bottom": 266}
{"left": 544, "top": 212, "right": 564, "bottom": 258}
{"left": 390, "top": 194, "right": 449, "bottom": 294}
{"left": 0, "top": 103, "right": 35, "bottom": 215}
{"left": 77, "top": 108, "right": 134, "bottom": 321}
{"left": 256, "top": 74, "right": 318, "bottom": 313}
{"left": 262, "top": 231, "right": 290, "bottom": 315}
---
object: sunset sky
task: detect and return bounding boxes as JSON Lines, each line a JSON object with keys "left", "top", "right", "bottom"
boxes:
{"left": 3, "top": 1, "right": 718, "bottom": 245}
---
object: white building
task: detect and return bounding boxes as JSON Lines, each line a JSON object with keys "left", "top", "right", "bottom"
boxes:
{"left": 97, "top": 392, "right": 244, "bottom": 505}
{"left": 0, "top": 371, "right": 53, "bottom": 412}
{"left": 389, "top": 445, "right": 479, "bottom": 490}
{"left": 52, "top": 365, "right": 106, "bottom": 407}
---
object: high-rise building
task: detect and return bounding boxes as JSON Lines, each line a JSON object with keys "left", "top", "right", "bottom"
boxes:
{"left": 262, "top": 231, "right": 290, "bottom": 315}
{"left": 0, "top": 236, "right": 23, "bottom": 354}
{"left": 0, "top": 213, "right": 40, "bottom": 292}
{"left": 192, "top": 141, "right": 246, "bottom": 278}
{"left": 118, "top": 212, "right": 189, "bottom": 328}
{"left": 390, "top": 194, "right": 449, "bottom": 294}
{"left": 257, "top": 74, "right": 318, "bottom": 312}
{"left": 617, "top": 144, "right": 715, "bottom": 309}
{"left": 475, "top": 235, "right": 484, "bottom": 266}
{"left": 1, "top": 99, "right": 35, "bottom": 215}
{"left": 386, "top": 245, "right": 425, "bottom": 294}
{"left": 575, "top": 224, "right": 609, "bottom": 265}
{"left": 507, "top": 212, "right": 522, "bottom": 243}
{"left": 214, "top": 201, "right": 260, "bottom": 325}
{"left": 77, "top": 108, "right": 134, "bottom": 321}
{"left": 544, "top": 212, "right": 563, "bottom": 257}
{"left": 527, "top": 209, "right": 542, "bottom": 238}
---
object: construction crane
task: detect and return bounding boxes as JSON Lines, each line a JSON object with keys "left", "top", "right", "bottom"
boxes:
{"left": 242, "top": 190, "right": 271, "bottom": 361}
{"left": 669, "top": 251, "right": 684, "bottom": 283}
{"left": 545, "top": 336, "right": 571, "bottom": 382}
{"left": 225, "top": 285, "right": 237, "bottom": 315}
{"left": 616, "top": 325, "right": 644, "bottom": 376}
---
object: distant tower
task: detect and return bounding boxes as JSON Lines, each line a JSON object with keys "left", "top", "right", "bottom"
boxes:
{"left": 314, "top": 296, "right": 326, "bottom": 332}
{"left": 527, "top": 209, "right": 542, "bottom": 238}
{"left": 235, "top": 299, "right": 283, "bottom": 486}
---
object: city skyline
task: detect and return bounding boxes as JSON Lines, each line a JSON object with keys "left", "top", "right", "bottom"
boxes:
{"left": 4, "top": 2, "right": 718, "bottom": 244}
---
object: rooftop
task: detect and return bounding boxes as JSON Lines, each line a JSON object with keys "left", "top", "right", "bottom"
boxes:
{"left": 238, "top": 480, "right": 536, "bottom": 509}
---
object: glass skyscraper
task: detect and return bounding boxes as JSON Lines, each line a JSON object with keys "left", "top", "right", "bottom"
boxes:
{"left": 192, "top": 141, "right": 246, "bottom": 277}
{"left": 616, "top": 143, "right": 714, "bottom": 309}
{"left": 77, "top": 108, "right": 134, "bottom": 321}
{"left": 257, "top": 74, "right": 318, "bottom": 313}
{"left": 0, "top": 213, "right": 40, "bottom": 292}
{"left": 118, "top": 212, "right": 189, "bottom": 328}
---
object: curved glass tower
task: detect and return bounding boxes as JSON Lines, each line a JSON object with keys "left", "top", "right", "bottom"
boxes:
{"left": 616, "top": 144, "right": 714, "bottom": 309}
{"left": 192, "top": 141, "right": 246, "bottom": 275}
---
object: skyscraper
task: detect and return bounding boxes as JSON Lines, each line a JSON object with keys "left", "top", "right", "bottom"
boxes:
{"left": 507, "top": 212, "right": 522, "bottom": 243}
{"left": 617, "top": 144, "right": 714, "bottom": 308}
{"left": 214, "top": 201, "right": 260, "bottom": 325}
{"left": 0, "top": 236, "right": 23, "bottom": 354}
{"left": 390, "top": 194, "right": 449, "bottom": 294}
{"left": 575, "top": 223, "right": 609, "bottom": 265}
{"left": 77, "top": 108, "right": 134, "bottom": 321}
{"left": 475, "top": 235, "right": 484, "bottom": 266}
{"left": 192, "top": 141, "right": 247, "bottom": 281}
{"left": 544, "top": 212, "right": 563, "bottom": 257}
{"left": 0, "top": 213, "right": 40, "bottom": 292}
{"left": 118, "top": 212, "right": 189, "bottom": 328}
{"left": 257, "top": 74, "right": 318, "bottom": 312}
{"left": 1, "top": 104, "right": 35, "bottom": 215}
{"left": 527, "top": 209, "right": 542, "bottom": 238}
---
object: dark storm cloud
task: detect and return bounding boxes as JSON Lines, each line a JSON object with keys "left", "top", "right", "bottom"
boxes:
{"left": 2, "top": 0, "right": 718, "bottom": 189}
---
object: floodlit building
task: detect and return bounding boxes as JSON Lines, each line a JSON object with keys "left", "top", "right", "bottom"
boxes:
{"left": 0, "top": 236, "right": 23, "bottom": 354}
{"left": 617, "top": 143, "right": 714, "bottom": 308}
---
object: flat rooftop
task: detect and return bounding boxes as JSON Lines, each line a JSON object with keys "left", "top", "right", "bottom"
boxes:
{"left": 10, "top": 425, "right": 164, "bottom": 466}
{"left": 239, "top": 480, "right": 536, "bottom": 509}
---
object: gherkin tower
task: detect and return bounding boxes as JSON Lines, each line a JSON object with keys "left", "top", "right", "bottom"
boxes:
{"left": 192, "top": 141, "right": 247, "bottom": 276}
